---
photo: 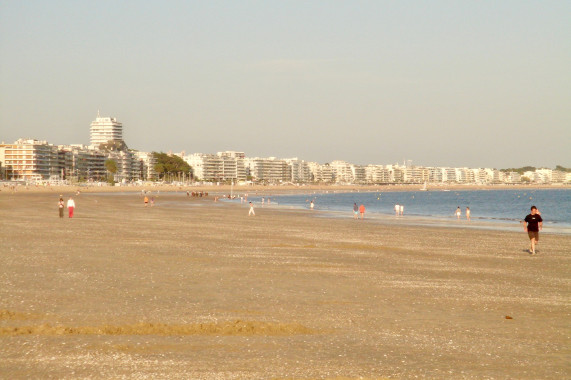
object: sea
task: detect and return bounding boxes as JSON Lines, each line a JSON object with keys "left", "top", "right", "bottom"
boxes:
{"left": 240, "top": 188, "right": 571, "bottom": 234}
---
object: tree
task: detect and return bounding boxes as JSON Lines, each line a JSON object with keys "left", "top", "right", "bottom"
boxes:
{"left": 105, "top": 159, "right": 118, "bottom": 184}
{"left": 99, "top": 140, "right": 128, "bottom": 152}
{"left": 152, "top": 152, "right": 192, "bottom": 181}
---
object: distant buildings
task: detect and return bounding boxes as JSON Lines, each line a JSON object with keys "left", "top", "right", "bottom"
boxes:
{"left": 0, "top": 114, "right": 152, "bottom": 182}
{"left": 0, "top": 113, "right": 569, "bottom": 185}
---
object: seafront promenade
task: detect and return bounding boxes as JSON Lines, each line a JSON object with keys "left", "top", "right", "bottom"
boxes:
{"left": 0, "top": 190, "right": 570, "bottom": 379}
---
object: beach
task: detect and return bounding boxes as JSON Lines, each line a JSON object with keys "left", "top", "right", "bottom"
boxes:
{"left": 0, "top": 190, "right": 570, "bottom": 379}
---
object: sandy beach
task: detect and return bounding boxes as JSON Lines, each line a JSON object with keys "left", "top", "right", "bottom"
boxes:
{"left": 0, "top": 190, "right": 569, "bottom": 379}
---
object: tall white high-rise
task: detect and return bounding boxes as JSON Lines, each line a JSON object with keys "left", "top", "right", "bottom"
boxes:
{"left": 90, "top": 111, "right": 123, "bottom": 146}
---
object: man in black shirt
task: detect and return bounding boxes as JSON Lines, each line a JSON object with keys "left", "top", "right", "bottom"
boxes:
{"left": 523, "top": 206, "right": 543, "bottom": 255}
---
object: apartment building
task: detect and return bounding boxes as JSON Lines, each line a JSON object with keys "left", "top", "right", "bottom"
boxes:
{"left": 59, "top": 144, "right": 107, "bottom": 181}
{"left": 245, "top": 157, "right": 289, "bottom": 183}
{"left": 330, "top": 160, "right": 353, "bottom": 183}
{"left": 284, "top": 158, "right": 311, "bottom": 183}
{"left": 132, "top": 151, "right": 158, "bottom": 181}
{"left": 365, "top": 165, "right": 391, "bottom": 183}
{"left": 90, "top": 113, "right": 123, "bottom": 147}
{"left": 184, "top": 153, "right": 246, "bottom": 182}
{"left": 218, "top": 152, "right": 247, "bottom": 182}
{"left": 307, "top": 162, "right": 334, "bottom": 183}
{"left": 352, "top": 165, "right": 367, "bottom": 184}
{"left": 0, "top": 139, "right": 59, "bottom": 180}
{"left": 403, "top": 167, "right": 428, "bottom": 183}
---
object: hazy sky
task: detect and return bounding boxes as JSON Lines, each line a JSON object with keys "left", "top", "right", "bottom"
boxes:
{"left": 1, "top": 0, "right": 569, "bottom": 168}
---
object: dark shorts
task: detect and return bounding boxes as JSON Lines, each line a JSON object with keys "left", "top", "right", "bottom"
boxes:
{"left": 528, "top": 231, "right": 539, "bottom": 241}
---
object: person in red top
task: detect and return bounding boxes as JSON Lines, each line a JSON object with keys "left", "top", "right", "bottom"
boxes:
{"left": 522, "top": 206, "right": 543, "bottom": 255}
{"left": 359, "top": 204, "right": 365, "bottom": 220}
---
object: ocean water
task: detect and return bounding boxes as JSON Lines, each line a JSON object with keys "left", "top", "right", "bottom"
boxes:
{"left": 244, "top": 188, "right": 571, "bottom": 233}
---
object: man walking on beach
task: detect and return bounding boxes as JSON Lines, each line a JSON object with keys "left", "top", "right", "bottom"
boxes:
{"left": 248, "top": 202, "right": 255, "bottom": 216}
{"left": 353, "top": 203, "right": 359, "bottom": 219}
{"left": 522, "top": 206, "right": 543, "bottom": 255}
{"left": 394, "top": 204, "right": 399, "bottom": 216}
{"left": 67, "top": 197, "right": 76, "bottom": 218}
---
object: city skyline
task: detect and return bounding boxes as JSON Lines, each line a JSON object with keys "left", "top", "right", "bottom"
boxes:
{"left": 1, "top": 1, "right": 570, "bottom": 168}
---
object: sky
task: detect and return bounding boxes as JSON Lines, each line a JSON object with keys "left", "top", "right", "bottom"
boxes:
{"left": 1, "top": 0, "right": 569, "bottom": 169}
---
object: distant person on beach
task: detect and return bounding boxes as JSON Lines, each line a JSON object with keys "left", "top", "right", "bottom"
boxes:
{"left": 144, "top": 196, "right": 149, "bottom": 207}
{"left": 58, "top": 197, "right": 64, "bottom": 218}
{"left": 67, "top": 197, "right": 75, "bottom": 218}
{"left": 522, "top": 206, "right": 543, "bottom": 255}
{"left": 456, "top": 207, "right": 461, "bottom": 219}
{"left": 353, "top": 203, "right": 359, "bottom": 219}
{"left": 395, "top": 204, "right": 400, "bottom": 216}
{"left": 466, "top": 207, "right": 471, "bottom": 221}
{"left": 248, "top": 202, "right": 255, "bottom": 216}
{"left": 150, "top": 197, "right": 155, "bottom": 207}
{"left": 359, "top": 204, "right": 365, "bottom": 219}
{"left": 310, "top": 200, "right": 314, "bottom": 210}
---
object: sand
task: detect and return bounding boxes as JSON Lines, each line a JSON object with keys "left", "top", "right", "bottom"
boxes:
{"left": 0, "top": 190, "right": 569, "bottom": 379}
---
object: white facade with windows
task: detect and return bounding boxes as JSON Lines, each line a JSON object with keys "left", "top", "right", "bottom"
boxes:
{"left": 90, "top": 113, "right": 123, "bottom": 146}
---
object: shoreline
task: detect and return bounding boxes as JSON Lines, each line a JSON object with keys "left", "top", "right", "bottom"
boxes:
{"left": 1, "top": 192, "right": 570, "bottom": 378}
{"left": 5, "top": 185, "right": 570, "bottom": 234}
{"left": 1, "top": 181, "right": 568, "bottom": 195}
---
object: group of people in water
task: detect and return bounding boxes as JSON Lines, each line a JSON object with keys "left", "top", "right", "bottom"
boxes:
{"left": 455, "top": 206, "right": 471, "bottom": 220}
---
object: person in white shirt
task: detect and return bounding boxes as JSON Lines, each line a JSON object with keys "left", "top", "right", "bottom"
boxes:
{"left": 67, "top": 197, "right": 76, "bottom": 218}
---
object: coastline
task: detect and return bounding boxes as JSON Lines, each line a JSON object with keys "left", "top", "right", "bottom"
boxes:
{"left": 1, "top": 192, "right": 570, "bottom": 378}
{"left": 1, "top": 181, "right": 568, "bottom": 196}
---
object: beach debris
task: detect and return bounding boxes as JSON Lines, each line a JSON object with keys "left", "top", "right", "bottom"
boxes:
{"left": 505, "top": 315, "right": 513, "bottom": 319}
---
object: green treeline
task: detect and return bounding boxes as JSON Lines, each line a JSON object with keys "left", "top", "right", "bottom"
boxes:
{"left": 152, "top": 152, "right": 193, "bottom": 180}
{"left": 500, "top": 165, "right": 569, "bottom": 174}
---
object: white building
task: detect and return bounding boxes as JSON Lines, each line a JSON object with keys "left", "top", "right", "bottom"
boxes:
{"left": 184, "top": 152, "right": 246, "bottom": 182}
{"left": 330, "top": 160, "right": 354, "bottom": 183}
{"left": 244, "top": 157, "right": 289, "bottom": 183}
{"left": 90, "top": 112, "right": 124, "bottom": 147}
{"left": 307, "top": 162, "right": 334, "bottom": 183}
{"left": 132, "top": 151, "right": 157, "bottom": 181}
{"left": 285, "top": 158, "right": 311, "bottom": 183}
{"left": 365, "top": 165, "right": 391, "bottom": 183}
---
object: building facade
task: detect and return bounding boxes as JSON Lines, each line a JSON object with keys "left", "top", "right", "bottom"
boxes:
{"left": 90, "top": 113, "right": 123, "bottom": 147}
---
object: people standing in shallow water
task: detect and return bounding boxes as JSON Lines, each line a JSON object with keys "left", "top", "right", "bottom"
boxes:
{"left": 456, "top": 207, "right": 461, "bottom": 219}
{"left": 359, "top": 204, "right": 365, "bottom": 220}
{"left": 522, "top": 205, "right": 543, "bottom": 255}
{"left": 466, "top": 207, "right": 471, "bottom": 221}
{"left": 394, "top": 204, "right": 400, "bottom": 216}
{"left": 353, "top": 203, "right": 359, "bottom": 219}
{"left": 58, "top": 197, "right": 64, "bottom": 218}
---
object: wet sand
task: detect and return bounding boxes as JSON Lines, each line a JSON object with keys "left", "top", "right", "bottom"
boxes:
{"left": 0, "top": 191, "right": 570, "bottom": 379}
